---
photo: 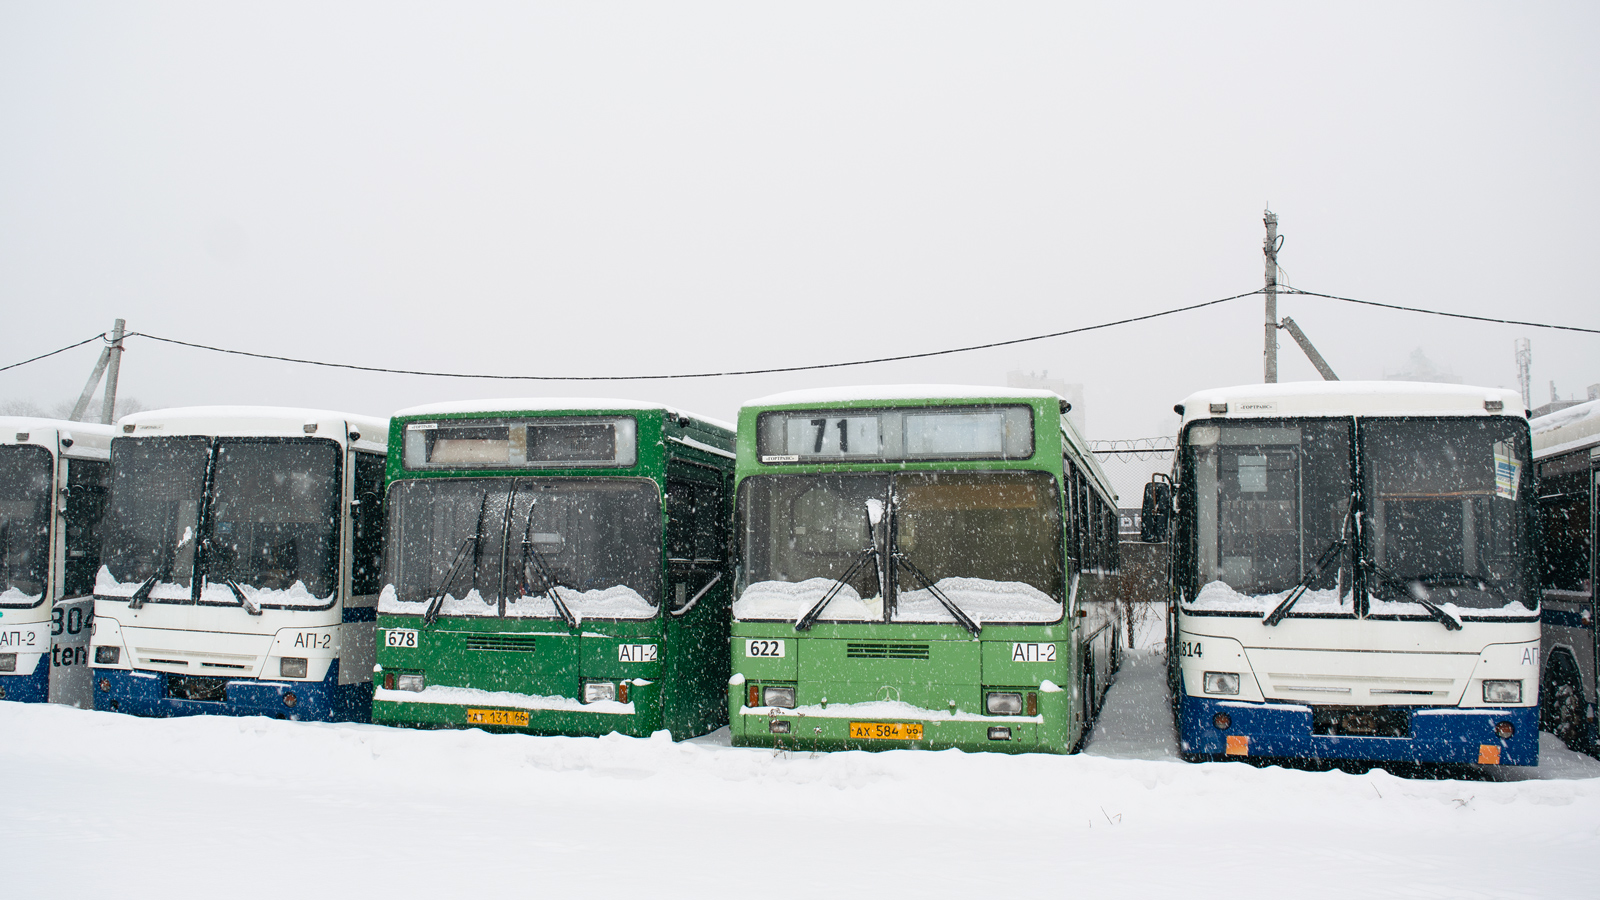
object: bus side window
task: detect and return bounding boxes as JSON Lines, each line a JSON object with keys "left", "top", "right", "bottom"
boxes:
{"left": 667, "top": 479, "right": 695, "bottom": 563}
{"left": 62, "top": 459, "right": 110, "bottom": 598}
{"left": 351, "top": 452, "right": 386, "bottom": 596}
{"left": 667, "top": 470, "right": 728, "bottom": 611}
{"left": 668, "top": 478, "right": 723, "bottom": 562}
{"left": 1063, "top": 457, "right": 1079, "bottom": 569}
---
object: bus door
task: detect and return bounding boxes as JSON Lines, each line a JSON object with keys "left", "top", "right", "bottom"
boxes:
{"left": 51, "top": 456, "right": 107, "bottom": 708}
{"left": 664, "top": 461, "right": 731, "bottom": 734}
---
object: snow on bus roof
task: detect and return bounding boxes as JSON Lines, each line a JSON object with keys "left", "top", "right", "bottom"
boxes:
{"left": 1178, "top": 381, "right": 1523, "bottom": 425}
{"left": 744, "top": 384, "right": 1064, "bottom": 408}
{"left": 117, "top": 407, "right": 390, "bottom": 448}
{"left": 0, "top": 416, "right": 117, "bottom": 458}
{"left": 393, "top": 398, "right": 734, "bottom": 432}
{"left": 1532, "top": 398, "right": 1600, "bottom": 459}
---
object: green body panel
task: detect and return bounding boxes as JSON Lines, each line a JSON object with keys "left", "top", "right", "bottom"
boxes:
{"left": 730, "top": 619, "right": 1080, "bottom": 752}
{"left": 728, "top": 392, "right": 1118, "bottom": 754}
{"left": 373, "top": 405, "right": 734, "bottom": 740}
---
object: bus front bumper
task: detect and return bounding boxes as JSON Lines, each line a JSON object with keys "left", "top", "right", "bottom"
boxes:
{"left": 0, "top": 653, "right": 48, "bottom": 703}
{"left": 730, "top": 703, "right": 1065, "bottom": 754}
{"left": 1180, "top": 694, "right": 1538, "bottom": 766}
{"left": 92, "top": 660, "right": 369, "bottom": 722}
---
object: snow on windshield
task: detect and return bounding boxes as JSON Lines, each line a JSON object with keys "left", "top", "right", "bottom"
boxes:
{"left": 378, "top": 583, "right": 655, "bottom": 622}
{"left": 96, "top": 566, "right": 332, "bottom": 608}
{"left": 733, "top": 576, "right": 1059, "bottom": 625}
{"left": 0, "top": 586, "right": 42, "bottom": 605}
{"left": 1183, "top": 579, "right": 1535, "bottom": 619}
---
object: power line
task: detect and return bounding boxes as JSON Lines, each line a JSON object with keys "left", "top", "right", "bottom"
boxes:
{"left": 1282, "top": 288, "right": 1600, "bottom": 335}
{"left": 0, "top": 333, "right": 108, "bottom": 374}
{"left": 122, "top": 289, "right": 1264, "bottom": 382}
{"left": 2, "top": 286, "right": 1595, "bottom": 382}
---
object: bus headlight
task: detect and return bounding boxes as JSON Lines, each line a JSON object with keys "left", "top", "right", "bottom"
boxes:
{"left": 280, "top": 657, "right": 308, "bottom": 679}
{"left": 584, "top": 682, "right": 617, "bottom": 703}
{"left": 95, "top": 646, "right": 120, "bottom": 665}
{"left": 762, "top": 686, "right": 796, "bottom": 709}
{"left": 985, "top": 692, "right": 1024, "bottom": 715}
{"left": 395, "top": 673, "right": 426, "bottom": 692}
{"left": 0, "top": 654, "right": 15, "bottom": 673}
{"left": 1483, "top": 680, "right": 1522, "bottom": 704}
{"left": 1203, "top": 672, "right": 1241, "bottom": 695}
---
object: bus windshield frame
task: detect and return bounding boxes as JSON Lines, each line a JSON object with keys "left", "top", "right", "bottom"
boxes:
{"left": 735, "top": 469, "right": 1065, "bottom": 626}
{"left": 1178, "top": 414, "right": 1537, "bottom": 621}
{"left": 0, "top": 444, "right": 54, "bottom": 607}
{"left": 380, "top": 475, "right": 663, "bottom": 621}
{"left": 98, "top": 436, "right": 344, "bottom": 609}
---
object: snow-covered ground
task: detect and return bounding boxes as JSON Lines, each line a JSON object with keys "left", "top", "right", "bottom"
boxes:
{"left": 3, "top": 646, "right": 1597, "bottom": 898}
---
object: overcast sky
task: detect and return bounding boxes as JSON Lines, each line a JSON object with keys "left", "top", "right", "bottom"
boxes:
{"left": 2, "top": 2, "right": 1596, "bottom": 442}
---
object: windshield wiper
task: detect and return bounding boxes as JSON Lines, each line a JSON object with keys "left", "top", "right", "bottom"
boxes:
{"left": 520, "top": 536, "right": 578, "bottom": 629}
{"left": 200, "top": 537, "right": 261, "bottom": 615}
{"left": 796, "top": 503, "right": 884, "bottom": 632}
{"left": 423, "top": 536, "right": 479, "bottom": 627}
{"left": 1369, "top": 566, "right": 1465, "bottom": 631}
{"left": 127, "top": 574, "right": 160, "bottom": 609}
{"left": 892, "top": 552, "right": 980, "bottom": 636}
{"left": 215, "top": 576, "right": 261, "bottom": 615}
{"left": 1263, "top": 536, "right": 1350, "bottom": 626}
{"left": 1265, "top": 496, "right": 1355, "bottom": 627}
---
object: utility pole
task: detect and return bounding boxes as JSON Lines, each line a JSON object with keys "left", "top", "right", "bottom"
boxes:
{"left": 1514, "top": 338, "right": 1532, "bottom": 411}
{"left": 1263, "top": 209, "right": 1281, "bottom": 383}
{"left": 1279, "top": 317, "right": 1338, "bottom": 381}
{"left": 70, "top": 318, "right": 127, "bottom": 424}
{"left": 99, "top": 318, "right": 125, "bottom": 425}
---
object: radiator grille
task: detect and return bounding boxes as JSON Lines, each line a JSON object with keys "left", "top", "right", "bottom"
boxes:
{"left": 846, "top": 642, "right": 929, "bottom": 660}
{"left": 466, "top": 634, "right": 538, "bottom": 653}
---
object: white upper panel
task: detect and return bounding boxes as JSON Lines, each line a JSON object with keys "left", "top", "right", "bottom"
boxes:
{"left": 744, "top": 384, "right": 1062, "bottom": 408}
{"left": 0, "top": 416, "right": 117, "bottom": 458}
{"left": 394, "top": 398, "right": 733, "bottom": 433}
{"left": 1177, "top": 381, "right": 1523, "bottom": 428}
{"left": 1532, "top": 399, "right": 1600, "bottom": 459}
{"left": 117, "top": 407, "right": 389, "bottom": 452}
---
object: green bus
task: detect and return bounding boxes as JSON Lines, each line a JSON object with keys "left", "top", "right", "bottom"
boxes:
{"left": 728, "top": 386, "right": 1122, "bottom": 753}
{"left": 372, "top": 400, "right": 736, "bottom": 739}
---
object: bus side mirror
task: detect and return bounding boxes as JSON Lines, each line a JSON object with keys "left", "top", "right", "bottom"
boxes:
{"left": 1140, "top": 478, "right": 1172, "bottom": 544}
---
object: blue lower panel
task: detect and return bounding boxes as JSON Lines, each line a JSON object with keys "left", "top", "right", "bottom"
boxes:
{"left": 0, "top": 657, "right": 49, "bottom": 703}
{"left": 1180, "top": 694, "right": 1539, "bottom": 765}
{"left": 92, "top": 660, "right": 373, "bottom": 723}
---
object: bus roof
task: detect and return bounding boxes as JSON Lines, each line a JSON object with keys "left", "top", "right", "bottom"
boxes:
{"left": 117, "top": 407, "right": 390, "bottom": 454}
{"left": 0, "top": 416, "right": 116, "bottom": 459}
{"left": 392, "top": 398, "right": 733, "bottom": 432}
{"left": 1532, "top": 398, "right": 1600, "bottom": 460}
{"left": 1177, "top": 381, "right": 1523, "bottom": 428}
{"left": 743, "top": 384, "right": 1064, "bottom": 408}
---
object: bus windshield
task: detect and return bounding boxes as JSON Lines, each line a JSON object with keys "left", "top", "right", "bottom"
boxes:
{"left": 735, "top": 470, "right": 1064, "bottom": 625}
{"left": 1362, "top": 417, "right": 1534, "bottom": 614}
{"left": 207, "top": 440, "right": 341, "bottom": 600}
{"left": 0, "top": 445, "right": 53, "bottom": 606}
{"left": 97, "top": 437, "right": 342, "bottom": 606}
{"left": 99, "top": 437, "right": 210, "bottom": 599}
{"left": 1182, "top": 416, "right": 1535, "bottom": 618}
{"left": 379, "top": 477, "right": 662, "bottom": 620}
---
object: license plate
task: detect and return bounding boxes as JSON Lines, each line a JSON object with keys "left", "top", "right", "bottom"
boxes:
{"left": 465, "top": 708, "right": 528, "bottom": 727}
{"left": 849, "top": 721, "right": 924, "bottom": 741}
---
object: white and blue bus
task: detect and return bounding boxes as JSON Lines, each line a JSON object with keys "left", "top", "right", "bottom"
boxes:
{"left": 90, "top": 408, "right": 388, "bottom": 720}
{"left": 1146, "top": 383, "right": 1541, "bottom": 766}
{"left": 1, "top": 417, "right": 115, "bottom": 707}
{"left": 1532, "top": 398, "right": 1599, "bottom": 753}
